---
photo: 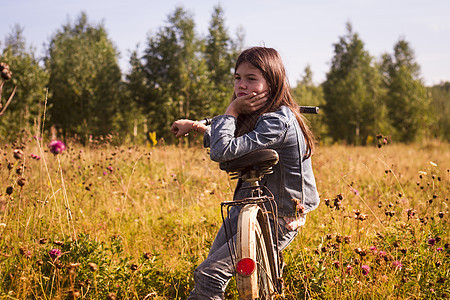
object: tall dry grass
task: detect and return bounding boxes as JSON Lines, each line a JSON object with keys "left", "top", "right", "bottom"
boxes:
{"left": 0, "top": 134, "right": 448, "bottom": 299}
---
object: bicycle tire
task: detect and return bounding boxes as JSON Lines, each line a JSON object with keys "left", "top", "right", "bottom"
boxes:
{"left": 236, "top": 204, "right": 276, "bottom": 299}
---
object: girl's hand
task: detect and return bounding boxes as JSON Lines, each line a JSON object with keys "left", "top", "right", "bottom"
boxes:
{"left": 225, "top": 92, "right": 268, "bottom": 117}
{"left": 171, "top": 119, "right": 208, "bottom": 138}
{"left": 170, "top": 119, "right": 194, "bottom": 138}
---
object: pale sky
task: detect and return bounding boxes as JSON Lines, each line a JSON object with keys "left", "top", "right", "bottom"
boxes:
{"left": 3, "top": 0, "right": 450, "bottom": 86}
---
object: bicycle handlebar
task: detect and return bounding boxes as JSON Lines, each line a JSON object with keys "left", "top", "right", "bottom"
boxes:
{"left": 299, "top": 106, "right": 320, "bottom": 114}
{"left": 198, "top": 106, "right": 319, "bottom": 126}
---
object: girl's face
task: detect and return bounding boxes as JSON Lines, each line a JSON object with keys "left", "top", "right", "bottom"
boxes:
{"left": 234, "top": 62, "right": 269, "bottom": 98}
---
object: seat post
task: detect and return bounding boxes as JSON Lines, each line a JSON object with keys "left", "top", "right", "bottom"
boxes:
{"left": 246, "top": 170, "right": 263, "bottom": 198}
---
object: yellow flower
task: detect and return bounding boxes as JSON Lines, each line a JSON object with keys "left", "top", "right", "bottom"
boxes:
{"left": 148, "top": 131, "right": 158, "bottom": 147}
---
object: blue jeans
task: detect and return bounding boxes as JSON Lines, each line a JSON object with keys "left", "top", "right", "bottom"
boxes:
{"left": 188, "top": 206, "right": 298, "bottom": 299}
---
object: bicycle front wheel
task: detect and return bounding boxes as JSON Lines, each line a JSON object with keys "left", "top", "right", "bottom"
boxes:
{"left": 236, "top": 204, "right": 276, "bottom": 299}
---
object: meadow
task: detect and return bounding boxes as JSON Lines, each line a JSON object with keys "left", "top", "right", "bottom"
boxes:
{"left": 0, "top": 133, "right": 448, "bottom": 299}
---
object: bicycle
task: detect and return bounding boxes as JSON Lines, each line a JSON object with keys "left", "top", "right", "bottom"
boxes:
{"left": 200, "top": 106, "right": 318, "bottom": 299}
{"left": 220, "top": 148, "right": 281, "bottom": 299}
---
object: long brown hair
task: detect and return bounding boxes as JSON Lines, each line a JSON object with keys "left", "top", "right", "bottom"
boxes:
{"left": 233, "top": 47, "right": 315, "bottom": 158}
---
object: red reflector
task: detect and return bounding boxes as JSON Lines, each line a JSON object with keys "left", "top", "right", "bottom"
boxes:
{"left": 236, "top": 258, "right": 256, "bottom": 276}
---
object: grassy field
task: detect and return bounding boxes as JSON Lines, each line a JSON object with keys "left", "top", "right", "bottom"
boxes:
{"left": 0, "top": 134, "right": 448, "bottom": 299}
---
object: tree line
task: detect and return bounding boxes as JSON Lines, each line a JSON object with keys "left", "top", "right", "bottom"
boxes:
{"left": 0, "top": 5, "right": 448, "bottom": 145}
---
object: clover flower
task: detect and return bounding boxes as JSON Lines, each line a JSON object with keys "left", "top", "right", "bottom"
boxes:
{"left": 30, "top": 154, "right": 41, "bottom": 160}
{"left": 407, "top": 208, "right": 416, "bottom": 219}
{"left": 19, "top": 246, "right": 31, "bottom": 259}
{"left": 346, "top": 264, "right": 353, "bottom": 274}
{"left": 361, "top": 264, "right": 371, "bottom": 275}
{"left": 48, "top": 140, "right": 66, "bottom": 155}
{"left": 49, "top": 248, "right": 61, "bottom": 260}
{"left": 17, "top": 177, "right": 26, "bottom": 187}
{"left": 13, "top": 149, "right": 23, "bottom": 159}
{"left": 392, "top": 261, "right": 403, "bottom": 270}
{"left": 88, "top": 262, "right": 98, "bottom": 272}
{"left": 428, "top": 238, "right": 436, "bottom": 246}
{"left": 6, "top": 186, "right": 13, "bottom": 195}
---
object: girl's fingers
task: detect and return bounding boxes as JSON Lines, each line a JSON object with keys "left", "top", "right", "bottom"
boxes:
{"left": 255, "top": 95, "right": 268, "bottom": 104}
{"left": 251, "top": 95, "right": 268, "bottom": 108}
{"left": 252, "top": 93, "right": 268, "bottom": 103}
{"left": 170, "top": 126, "right": 178, "bottom": 134}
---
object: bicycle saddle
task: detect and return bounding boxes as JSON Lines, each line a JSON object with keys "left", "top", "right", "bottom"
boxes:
{"left": 219, "top": 149, "right": 279, "bottom": 173}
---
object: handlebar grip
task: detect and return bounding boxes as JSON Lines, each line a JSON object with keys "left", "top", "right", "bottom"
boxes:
{"left": 300, "top": 106, "right": 319, "bottom": 114}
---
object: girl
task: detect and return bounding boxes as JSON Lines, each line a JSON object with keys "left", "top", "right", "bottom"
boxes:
{"left": 171, "top": 47, "right": 320, "bottom": 299}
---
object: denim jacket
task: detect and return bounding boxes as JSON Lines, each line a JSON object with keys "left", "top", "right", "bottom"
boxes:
{"left": 203, "top": 105, "right": 320, "bottom": 217}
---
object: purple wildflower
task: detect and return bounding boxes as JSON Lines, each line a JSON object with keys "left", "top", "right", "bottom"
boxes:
{"left": 48, "top": 140, "right": 66, "bottom": 155}
{"left": 49, "top": 248, "right": 61, "bottom": 260}
{"left": 13, "top": 149, "right": 24, "bottom": 159}
{"left": 333, "top": 261, "right": 340, "bottom": 269}
{"left": 428, "top": 238, "right": 436, "bottom": 246}
{"left": 346, "top": 264, "right": 353, "bottom": 274}
{"left": 30, "top": 154, "right": 41, "bottom": 160}
{"left": 361, "top": 265, "right": 371, "bottom": 276}
{"left": 392, "top": 261, "right": 403, "bottom": 270}
{"left": 103, "top": 171, "right": 108, "bottom": 176}
{"left": 437, "top": 247, "right": 443, "bottom": 252}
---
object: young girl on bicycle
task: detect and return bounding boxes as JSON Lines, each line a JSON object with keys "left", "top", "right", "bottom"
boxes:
{"left": 171, "top": 46, "right": 320, "bottom": 299}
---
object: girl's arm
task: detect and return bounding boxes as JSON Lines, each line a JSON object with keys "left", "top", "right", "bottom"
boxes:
{"left": 170, "top": 92, "right": 267, "bottom": 138}
{"left": 170, "top": 119, "right": 207, "bottom": 138}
